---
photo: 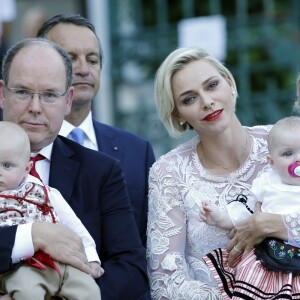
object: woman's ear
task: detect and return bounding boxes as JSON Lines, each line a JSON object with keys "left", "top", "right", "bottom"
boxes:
{"left": 225, "top": 76, "right": 235, "bottom": 93}
{"left": 172, "top": 109, "right": 184, "bottom": 125}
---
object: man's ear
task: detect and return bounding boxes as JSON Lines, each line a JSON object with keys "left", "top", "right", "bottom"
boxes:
{"left": 0, "top": 80, "right": 5, "bottom": 109}
{"left": 64, "top": 87, "right": 74, "bottom": 116}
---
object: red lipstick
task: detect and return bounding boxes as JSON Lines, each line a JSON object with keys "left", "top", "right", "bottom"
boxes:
{"left": 203, "top": 109, "right": 223, "bottom": 121}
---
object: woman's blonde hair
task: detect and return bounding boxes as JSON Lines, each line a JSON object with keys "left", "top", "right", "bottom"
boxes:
{"left": 294, "top": 75, "right": 300, "bottom": 112}
{"left": 154, "top": 47, "right": 237, "bottom": 138}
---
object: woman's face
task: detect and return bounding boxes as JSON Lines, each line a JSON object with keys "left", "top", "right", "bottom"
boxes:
{"left": 172, "top": 59, "right": 236, "bottom": 137}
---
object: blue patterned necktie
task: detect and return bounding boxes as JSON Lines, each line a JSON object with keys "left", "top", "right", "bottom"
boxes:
{"left": 69, "top": 128, "right": 85, "bottom": 145}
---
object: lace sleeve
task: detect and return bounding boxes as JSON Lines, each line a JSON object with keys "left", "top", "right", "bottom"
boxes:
{"left": 282, "top": 214, "right": 300, "bottom": 247}
{"left": 146, "top": 162, "right": 223, "bottom": 300}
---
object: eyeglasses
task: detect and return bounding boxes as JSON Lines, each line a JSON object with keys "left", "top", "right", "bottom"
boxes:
{"left": 4, "top": 86, "right": 69, "bottom": 104}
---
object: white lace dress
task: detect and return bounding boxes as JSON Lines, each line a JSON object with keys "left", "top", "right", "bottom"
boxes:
{"left": 147, "top": 125, "right": 273, "bottom": 300}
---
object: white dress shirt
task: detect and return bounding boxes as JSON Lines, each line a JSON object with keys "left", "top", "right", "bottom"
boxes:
{"left": 12, "top": 171, "right": 100, "bottom": 264}
{"left": 59, "top": 111, "right": 98, "bottom": 151}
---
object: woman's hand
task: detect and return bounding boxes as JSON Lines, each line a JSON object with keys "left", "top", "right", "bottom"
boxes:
{"left": 227, "top": 202, "right": 263, "bottom": 266}
{"left": 227, "top": 202, "right": 287, "bottom": 267}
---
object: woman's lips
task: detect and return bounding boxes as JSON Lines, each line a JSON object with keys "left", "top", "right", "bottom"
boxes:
{"left": 203, "top": 109, "right": 223, "bottom": 121}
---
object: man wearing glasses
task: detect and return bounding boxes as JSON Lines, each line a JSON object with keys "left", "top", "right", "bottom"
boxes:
{"left": 0, "top": 38, "right": 147, "bottom": 299}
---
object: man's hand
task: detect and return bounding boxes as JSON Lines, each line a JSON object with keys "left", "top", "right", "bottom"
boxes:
{"left": 89, "top": 261, "right": 105, "bottom": 279}
{"left": 32, "top": 222, "right": 90, "bottom": 274}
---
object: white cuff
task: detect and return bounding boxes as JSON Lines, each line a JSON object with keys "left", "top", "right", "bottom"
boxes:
{"left": 85, "top": 246, "right": 100, "bottom": 263}
{"left": 11, "top": 223, "right": 34, "bottom": 263}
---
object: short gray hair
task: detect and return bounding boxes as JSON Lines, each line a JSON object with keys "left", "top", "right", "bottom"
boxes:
{"left": 2, "top": 38, "right": 73, "bottom": 90}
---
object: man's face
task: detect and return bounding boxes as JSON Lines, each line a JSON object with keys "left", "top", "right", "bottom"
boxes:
{"left": 46, "top": 23, "right": 101, "bottom": 109}
{"left": 0, "top": 45, "right": 73, "bottom": 152}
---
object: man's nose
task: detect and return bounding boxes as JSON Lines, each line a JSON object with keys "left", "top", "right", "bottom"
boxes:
{"left": 28, "top": 94, "right": 43, "bottom": 112}
{"left": 75, "top": 59, "right": 89, "bottom": 75}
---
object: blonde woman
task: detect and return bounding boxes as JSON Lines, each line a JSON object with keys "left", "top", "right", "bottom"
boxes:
{"left": 147, "top": 47, "right": 295, "bottom": 299}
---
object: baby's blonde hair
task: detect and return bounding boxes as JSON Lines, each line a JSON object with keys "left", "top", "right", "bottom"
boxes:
{"left": 268, "top": 116, "right": 300, "bottom": 155}
{"left": 0, "top": 121, "right": 31, "bottom": 162}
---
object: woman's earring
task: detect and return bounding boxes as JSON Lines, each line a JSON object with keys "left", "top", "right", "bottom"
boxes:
{"left": 180, "top": 121, "right": 185, "bottom": 126}
{"left": 232, "top": 89, "right": 236, "bottom": 95}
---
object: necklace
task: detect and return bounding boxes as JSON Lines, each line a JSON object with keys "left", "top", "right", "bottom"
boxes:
{"left": 197, "top": 130, "right": 251, "bottom": 171}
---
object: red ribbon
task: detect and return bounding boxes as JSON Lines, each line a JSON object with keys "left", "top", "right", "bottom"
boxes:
{"left": 25, "top": 250, "right": 61, "bottom": 277}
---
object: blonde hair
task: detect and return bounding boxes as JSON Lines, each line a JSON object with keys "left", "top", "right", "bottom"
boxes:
{"left": 0, "top": 121, "right": 31, "bottom": 162}
{"left": 294, "top": 75, "right": 300, "bottom": 111}
{"left": 154, "top": 47, "right": 237, "bottom": 138}
{"left": 268, "top": 116, "right": 300, "bottom": 155}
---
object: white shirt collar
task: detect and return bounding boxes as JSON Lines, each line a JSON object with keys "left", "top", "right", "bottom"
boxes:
{"left": 36, "top": 142, "right": 53, "bottom": 161}
{"left": 58, "top": 112, "right": 98, "bottom": 150}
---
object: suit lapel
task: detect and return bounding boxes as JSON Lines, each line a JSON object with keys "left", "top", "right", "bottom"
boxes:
{"left": 93, "top": 120, "right": 124, "bottom": 161}
{"left": 49, "top": 137, "right": 80, "bottom": 203}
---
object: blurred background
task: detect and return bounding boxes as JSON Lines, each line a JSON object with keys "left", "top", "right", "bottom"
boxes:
{"left": 2, "top": 0, "right": 300, "bottom": 157}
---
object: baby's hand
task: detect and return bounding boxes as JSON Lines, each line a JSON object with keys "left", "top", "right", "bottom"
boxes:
{"left": 89, "top": 261, "right": 105, "bottom": 279}
{"left": 199, "top": 200, "right": 220, "bottom": 225}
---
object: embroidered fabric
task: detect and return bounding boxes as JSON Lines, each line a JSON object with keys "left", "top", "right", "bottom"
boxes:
{"left": 0, "top": 181, "right": 59, "bottom": 226}
{"left": 254, "top": 238, "right": 300, "bottom": 274}
{"left": 147, "top": 125, "right": 275, "bottom": 300}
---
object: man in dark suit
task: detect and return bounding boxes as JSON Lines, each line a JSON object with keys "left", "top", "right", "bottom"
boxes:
{"left": 37, "top": 14, "right": 155, "bottom": 250}
{"left": 0, "top": 38, "right": 147, "bottom": 299}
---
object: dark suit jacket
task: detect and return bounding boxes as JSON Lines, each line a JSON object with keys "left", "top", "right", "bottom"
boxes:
{"left": 93, "top": 120, "right": 156, "bottom": 247}
{"left": 0, "top": 136, "right": 148, "bottom": 300}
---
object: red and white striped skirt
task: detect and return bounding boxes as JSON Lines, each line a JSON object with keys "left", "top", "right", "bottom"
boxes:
{"left": 203, "top": 248, "right": 300, "bottom": 299}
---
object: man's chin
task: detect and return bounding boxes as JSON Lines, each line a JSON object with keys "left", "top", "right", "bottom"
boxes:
{"left": 73, "top": 98, "right": 92, "bottom": 107}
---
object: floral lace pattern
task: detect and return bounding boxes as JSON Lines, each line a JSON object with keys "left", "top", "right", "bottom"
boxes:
{"left": 147, "top": 126, "right": 273, "bottom": 300}
{"left": 283, "top": 214, "right": 300, "bottom": 246}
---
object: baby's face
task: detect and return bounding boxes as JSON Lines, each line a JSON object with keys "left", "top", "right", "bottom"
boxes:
{"left": 269, "top": 129, "right": 300, "bottom": 185}
{"left": 0, "top": 146, "right": 28, "bottom": 192}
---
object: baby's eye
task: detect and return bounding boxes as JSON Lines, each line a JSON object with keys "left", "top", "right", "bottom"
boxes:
{"left": 3, "top": 162, "right": 12, "bottom": 169}
{"left": 283, "top": 151, "right": 293, "bottom": 157}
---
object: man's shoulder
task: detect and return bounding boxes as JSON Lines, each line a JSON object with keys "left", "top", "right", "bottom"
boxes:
{"left": 56, "top": 135, "right": 117, "bottom": 162}
{"left": 93, "top": 120, "right": 150, "bottom": 145}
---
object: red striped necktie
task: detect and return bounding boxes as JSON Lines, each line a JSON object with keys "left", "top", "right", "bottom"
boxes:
{"left": 30, "top": 154, "right": 45, "bottom": 182}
